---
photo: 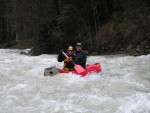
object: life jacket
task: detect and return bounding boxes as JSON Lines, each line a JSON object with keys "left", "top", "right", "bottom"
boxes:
{"left": 63, "top": 54, "right": 74, "bottom": 71}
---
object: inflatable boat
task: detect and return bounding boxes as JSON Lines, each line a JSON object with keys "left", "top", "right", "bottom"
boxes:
{"left": 44, "top": 63, "right": 101, "bottom": 77}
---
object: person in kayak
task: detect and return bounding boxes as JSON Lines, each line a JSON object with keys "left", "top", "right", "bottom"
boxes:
{"left": 57, "top": 46, "right": 75, "bottom": 71}
{"left": 74, "top": 43, "right": 87, "bottom": 68}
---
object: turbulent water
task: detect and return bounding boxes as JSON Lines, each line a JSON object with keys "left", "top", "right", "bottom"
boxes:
{"left": 0, "top": 49, "right": 150, "bottom": 113}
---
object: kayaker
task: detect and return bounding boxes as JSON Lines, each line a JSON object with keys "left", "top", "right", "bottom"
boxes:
{"left": 74, "top": 43, "right": 87, "bottom": 68}
{"left": 57, "top": 46, "right": 75, "bottom": 71}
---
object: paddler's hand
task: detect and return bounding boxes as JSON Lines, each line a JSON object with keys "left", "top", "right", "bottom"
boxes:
{"left": 84, "top": 50, "right": 88, "bottom": 54}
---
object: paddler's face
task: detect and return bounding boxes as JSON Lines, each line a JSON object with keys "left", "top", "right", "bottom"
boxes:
{"left": 68, "top": 50, "right": 73, "bottom": 55}
{"left": 76, "top": 46, "right": 82, "bottom": 51}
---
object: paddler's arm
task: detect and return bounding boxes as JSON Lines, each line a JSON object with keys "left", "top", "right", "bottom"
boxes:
{"left": 74, "top": 51, "right": 87, "bottom": 64}
{"left": 57, "top": 50, "right": 65, "bottom": 62}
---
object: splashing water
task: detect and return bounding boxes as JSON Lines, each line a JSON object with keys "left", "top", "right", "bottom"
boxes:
{"left": 0, "top": 49, "right": 150, "bottom": 113}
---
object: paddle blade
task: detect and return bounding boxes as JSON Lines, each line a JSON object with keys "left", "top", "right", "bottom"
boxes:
{"left": 74, "top": 64, "right": 85, "bottom": 74}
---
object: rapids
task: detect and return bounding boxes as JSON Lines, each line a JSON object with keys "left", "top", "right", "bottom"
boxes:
{"left": 0, "top": 49, "right": 150, "bottom": 113}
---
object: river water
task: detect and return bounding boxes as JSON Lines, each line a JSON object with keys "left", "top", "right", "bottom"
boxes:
{"left": 0, "top": 49, "right": 150, "bottom": 113}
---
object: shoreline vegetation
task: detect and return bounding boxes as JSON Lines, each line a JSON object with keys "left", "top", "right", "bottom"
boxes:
{"left": 0, "top": 0, "right": 150, "bottom": 56}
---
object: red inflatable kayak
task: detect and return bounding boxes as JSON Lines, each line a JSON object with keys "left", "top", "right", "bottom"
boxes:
{"left": 44, "top": 63, "right": 101, "bottom": 77}
{"left": 58, "top": 63, "right": 101, "bottom": 76}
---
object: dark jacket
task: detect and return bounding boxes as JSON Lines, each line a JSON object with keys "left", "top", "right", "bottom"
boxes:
{"left": 57, "top": 53, "right": 75, "bottom": 70}
{"left": 74, "top": 50, "right": 87, "bottom": 68}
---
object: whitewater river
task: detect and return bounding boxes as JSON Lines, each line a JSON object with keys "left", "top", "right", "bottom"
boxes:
{"left": 0, "top": 49, "right": 150, "bottom": 113}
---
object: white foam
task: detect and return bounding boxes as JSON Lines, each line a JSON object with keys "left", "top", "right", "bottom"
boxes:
{"left": 0, "top": 49, "right": 150, "bottom": 113}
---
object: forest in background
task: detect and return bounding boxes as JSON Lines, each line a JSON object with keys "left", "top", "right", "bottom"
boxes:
{"left": 0, "top": 0, "right": 150, "bottom": 55}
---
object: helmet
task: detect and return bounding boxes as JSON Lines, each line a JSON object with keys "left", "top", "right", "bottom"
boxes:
{"left": 68, "top": 46, "right": 73, "bottom": 51}
{"left": 76, "top": 43, "right": 82, "bottom": 47}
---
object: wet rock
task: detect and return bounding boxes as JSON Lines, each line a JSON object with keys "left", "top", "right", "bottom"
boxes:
{"left": 143, "top": 46, "right": 150, "bottom": 55}
{"left": 20, "top": 49, "right": 32, "bottom": 56}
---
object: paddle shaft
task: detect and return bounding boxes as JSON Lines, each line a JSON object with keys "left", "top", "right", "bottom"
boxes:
{"left": 62, "top": 51, "right": 75, "bottom": 65}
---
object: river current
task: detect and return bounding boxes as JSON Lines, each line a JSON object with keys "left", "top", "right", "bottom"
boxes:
{"left": 0, "top": 49, "right": 150, "bottom": 113}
